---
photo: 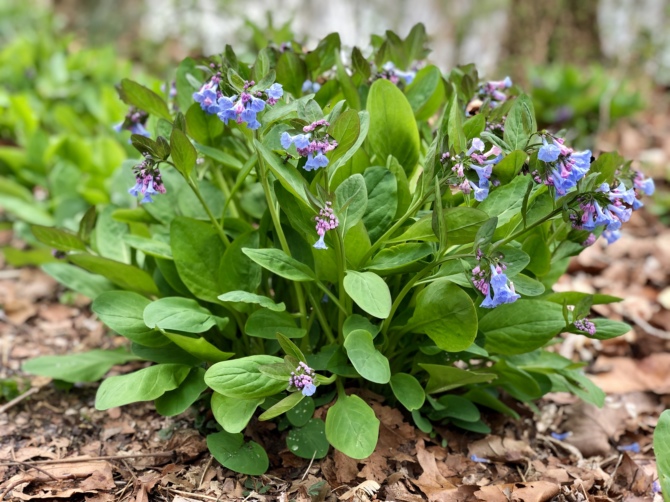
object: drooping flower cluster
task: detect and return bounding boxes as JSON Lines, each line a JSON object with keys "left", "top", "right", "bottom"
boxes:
{"left": 574, "top": 318, "right": 596, "bottom": 336}
{"left": 313, "top": 201, "right": 339, "bottom": 250}
{"left": 192, "top": 76, "right": 283, "bottom": 130}
{"left": 379, "top": 61, "right": 416, "bottom": 85}
{"left": 114, "top": 108, "right": 150, "bottom": 138}
{"left": 535, "top": 136, "right": 592, "bottom": 199}
{"left": 566, "top": 166, "right": 654, "bottom": 245}
{"left": 280, "top": 119, "right": 338, "bottom": 171}
{"left": 302, "top": 79, "right": 322, "bottom": 94}
{"left": 289, "top": 362, "right": 316, "bottom": 397}
{"left": 479, "top": 76, "right": 512, "bottom": 105}
{"left": 471, "top": 253, "right": 520, "bottom": 308}
{"left": 444, "top": 137, "right": 503, "bottom": 202}
{"left": 128, "top": 156, "right": 166, "bottom": 204}
{"left": 193, "top": 72, "right": 222, "bottom": 114}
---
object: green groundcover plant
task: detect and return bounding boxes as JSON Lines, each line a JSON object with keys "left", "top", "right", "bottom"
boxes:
{"left": 0, "top": 2, "right": 160, "bottom": 265}
{"left": 22, "top": 25, "right": 655, "bottom": 473}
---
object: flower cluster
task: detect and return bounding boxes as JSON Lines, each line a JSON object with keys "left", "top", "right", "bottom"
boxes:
{"left": 477, "top": 76, "right": 513, "bottom": 106}
{"left": 574, "top": 318, "right": 596, "bottom": 336}
{"left": 280, "top": 119, "right": 338, "bottom": 171}
{"left": 302, "top": 79, "right": 322, "bottom": 94}
{"left": 472, "top": 255, "right": 520, "bottom": 308}
{"left": 379, "top": 61, "right": 416, "bottom": 85}
{"left": 536, "top": 136, "right": 592, "bottom": 199}
{"left": 114, "top": 108, "right": 150, "bottom": 138}
{"left": 289, "top": 362, "right": 316, "bottom": 397}
{"left": 128, "top": 156, "right": 166, "bottom": 204}
{"left": 444, "top": 138, "right": 502, "bottom": 202}
{"left": 571, "top": 181, "right": 640, "bottom": 244}
{"left": 313, "top": 202, "right": 339, "bottom": 250}
{"left": 193, "top": 77, "right": 283, "bottom": 130}
{"left": 193, "top": 73, "right": 222, "bottom": 114}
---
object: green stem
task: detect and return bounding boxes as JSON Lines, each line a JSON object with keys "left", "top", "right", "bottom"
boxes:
{"left": 492, "top": 206, "right": 564, "bottom": 251}
{"left": 359, "top": 186, "right": 434, "bottom": 265}
{"left": 211, "top": 165, "right": 239, "bottom": 219}
{"left": 335, "top": 376, "right": 346, "bottom": 398}
{"left": 255, "top": 141, "right": 308, "bottom": 331}
{"left": 382, "top": 253, "right": 474, "bottom": 352}
{"left": 334, "top": 229, "right": 348, "bottom": 341}
{"left": 186, "top": 179, "right": 231, "bottom": 247}
{"left": 306, "top": 289, "right": 336, "bottom": 344}
{"left": 315, "top": 280, "right": 347, "bottom": 314}
{"left": 222, "top": 153, "right": 257, "bottom": 218}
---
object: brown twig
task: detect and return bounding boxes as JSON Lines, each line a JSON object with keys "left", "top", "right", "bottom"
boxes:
{"left": 301, "top": 450, "right": 317, "bottom": 482}
{"left": 198, "top": 455, "right": 214, "bottom": 490}
{"left": 4, "top": 459, "right": 59, "bottom": 481}
{"left": 0, "top": 452, "right": 173, "bottom": 467}
{"left": 162, "top": 487, "right": 222, "bottom": 501}
{"left": 0, "top": 387, "right": 40, "bottom": 414}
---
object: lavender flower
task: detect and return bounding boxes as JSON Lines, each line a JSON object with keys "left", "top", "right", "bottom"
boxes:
{"left": 114, "top": 108, "right": 150, "bottom": 139}
{"left": 380, "top": 62, "right": 416, "bottom": 85}
{"left": 265, "top": 83, "right": 284, "bottom": 105}
{"left": 216, "top": 80, "right": 281, "bottom": 130}
{"left": 128, "top": 158, "right": 166, "bottom": 204}
{"left": 289, "top": 361, "right": 317, "bottom": 396}
{"left": 281, "top": 120, "right": 338, "bottom": 171}
{"left": 313, "top": 202, "right": 339, "bottom": 250}
{"left": 472, "top": 262, "right": 520, "bottom": 309}
{"left": 302, "top": 80, "right": 322, "bottom": 94}
{"left": 574, "top": 318, "right": 596, "bottom": 336}
{"left": 193, "top": 76, "right": 221, "bottom": 114}
{"left": 537, "top": 136, "right": 591, "bottom": 199}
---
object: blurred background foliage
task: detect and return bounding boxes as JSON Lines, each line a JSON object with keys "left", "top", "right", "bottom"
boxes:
{"left": 1, "top": 0, "right": 669, "bottom": 259}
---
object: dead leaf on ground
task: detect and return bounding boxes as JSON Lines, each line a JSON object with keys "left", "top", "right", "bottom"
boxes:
{"left": 1, "top": 460, "right": 114, "bottom": 500}
{"left": 468, "top": 436, "right": 535, "bottom": 463}
{"left": 411, "top": 440, "right": 457, "bottom": 501}
{"left": 590, "top": 353, "right": 670, "bottom": 394}
{"left": 510, "top": 481, "right": 560, "bottom": 502}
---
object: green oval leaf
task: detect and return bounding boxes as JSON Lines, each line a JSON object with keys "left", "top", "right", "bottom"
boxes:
{"left": 144, "top": 297, "right": 216, "bottom": 333}
{"left": 479, "top": 300, "right": 567, "bottom": 355}
{"left": 343, "top": 271, "right": 392, "bottom": 319}
{"left": 390, "top": 373, "right": 425, "bottom": 411}
{"left": 287, "top": 418, "right": 330, "bottom": 459}
{"left": 242, "top": 248, "right": 315, "bottom": 282}
{"left": 95, "top": 364, "right": 191, "bottom": 409}
{"left": 155, "top": 367, "right": 208, "bottom": 416}
{"left": 408, "top": 280, "right": 477, "bottom": 352}
{"left": 205, "top": 355, "right": 286, "bottom": 399}
{"left": 325, "top": 394, "right": 379, "bottom": 459}
{"left": 366, "top": 78, "right": 420, "bottom": 174}
{"left": 22, "top": 349, "right": 139, "bottom": 383}
{"left": 92, "top": 291, "right": 166, "bottom": 347}
{"left": 207, "top": 431, "right": 268, "bottom": 475}
{"left": 344, "top": 329, "right": 390, "bottom": 384}
{"left": 211, "top": 392, "right": 264, "bottom": 433}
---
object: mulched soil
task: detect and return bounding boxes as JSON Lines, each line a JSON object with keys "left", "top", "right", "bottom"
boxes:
{"left": 1, "top": 102, "right": 670, "bottom": 501}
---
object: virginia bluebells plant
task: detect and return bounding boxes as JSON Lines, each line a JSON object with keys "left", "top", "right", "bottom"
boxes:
{"left": 289, "top": 362, "right": 317, "bottom": 397}
{"left": 443, "top": 137, "right": 502, "bottom": 202}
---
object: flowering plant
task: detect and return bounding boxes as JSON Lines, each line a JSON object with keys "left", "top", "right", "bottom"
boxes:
{"left": 25, "top": 25, "right": 651, "bottom": 473}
